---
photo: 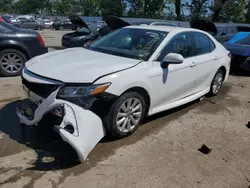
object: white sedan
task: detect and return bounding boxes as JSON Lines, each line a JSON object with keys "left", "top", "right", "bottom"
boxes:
{"left": 17, "top": 25, "right": 231, "bottom": 162}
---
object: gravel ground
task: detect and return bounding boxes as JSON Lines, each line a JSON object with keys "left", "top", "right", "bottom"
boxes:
{"left": 0, "top": 30, "right": 250, "bottom": 188}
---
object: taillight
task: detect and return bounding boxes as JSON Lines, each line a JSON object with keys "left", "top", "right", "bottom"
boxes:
{"left": 37, "top": 33, "right": 45, "bottom": 47}
{"left": 228, "top": 52, "right": 232, "bottom": 58}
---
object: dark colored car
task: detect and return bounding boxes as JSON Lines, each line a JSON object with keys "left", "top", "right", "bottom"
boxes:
{"left": 62, "top": 15, "right": 131, "bottom": 48}
{"left": 224, "top": 32, "right": 250, "bottom": 72}
{"left": 0, "top": 21, "right": 48, "bottom": 76}
{"left": 61, "top": 15, "right": 110, "bottom": 48}
{"left": 52, "top": 19, "right": 75, "bottom": 30}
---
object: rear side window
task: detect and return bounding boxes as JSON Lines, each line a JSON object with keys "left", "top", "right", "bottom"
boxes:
{"left": 193, "top": 32, "right": 214, "bottom": 55}
{"left": 156, "top": 32, "right": 193, "bottom": 61}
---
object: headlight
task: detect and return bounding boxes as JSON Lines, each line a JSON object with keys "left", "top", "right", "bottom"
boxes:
{"left": 70, "top": 36, "right": 86, "bottom": 42}
{"left": 57, "top": 83, "right": 111, "bottom": 98}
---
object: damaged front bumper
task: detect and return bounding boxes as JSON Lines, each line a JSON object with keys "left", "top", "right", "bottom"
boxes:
{"left": 17, "top": 88, "right": 105, "bottom": 162}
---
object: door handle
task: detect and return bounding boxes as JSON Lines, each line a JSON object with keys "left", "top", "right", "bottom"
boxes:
{"left": 214, "top": 56, "right": 219, "bottom": 60}
{"left": 190, "top": 61, "right": 196, "bottom": 67}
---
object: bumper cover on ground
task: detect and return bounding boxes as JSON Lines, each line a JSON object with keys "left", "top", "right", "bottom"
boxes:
{"left": 17, "top": 89, "right": 105, "bottom": 162}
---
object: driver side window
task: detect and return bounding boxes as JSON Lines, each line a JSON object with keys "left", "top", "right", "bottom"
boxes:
{"left": 156, "top": 32, "right": 193, "bottom": 61}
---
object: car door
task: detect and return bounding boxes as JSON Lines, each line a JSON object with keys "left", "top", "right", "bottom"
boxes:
{"left": 20, "top": 19, "right": 30, "bottom": 28}
{"left": 191, "top": 32, "right": 219, "bottom": 93}
{"left": 149, "top": 32, "right": 199, "bottom": 110}
{"left": 29, "top": 20, "right": 38, "bottom": 29}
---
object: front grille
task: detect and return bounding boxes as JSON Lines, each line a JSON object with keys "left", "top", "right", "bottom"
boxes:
{"left": 22, "top": 77, "right": 58, "bottom": 97}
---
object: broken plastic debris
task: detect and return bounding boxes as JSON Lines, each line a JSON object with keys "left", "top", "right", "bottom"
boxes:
{"left": 200, "top": 96, "right": 205, "bottom": 101}
{"left": 198, "top": 144, "right": 212, "bottom": 154}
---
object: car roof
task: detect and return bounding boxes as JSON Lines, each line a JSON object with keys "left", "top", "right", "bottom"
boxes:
{"left": 125, "top": 25, "right": 202, "bottom": 34}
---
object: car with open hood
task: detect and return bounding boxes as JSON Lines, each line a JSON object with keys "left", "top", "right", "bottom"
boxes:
{"left": 17, "top": 25, "right": 231, "bottom": 162}
{"left": 61, "top": 15, "right": 130, "bottom": 48}
{"left": 224, "top": 32, "right": 250, "bottom": 72}
{"left": 61, "top": 15, "right": 109, "bottom": 48}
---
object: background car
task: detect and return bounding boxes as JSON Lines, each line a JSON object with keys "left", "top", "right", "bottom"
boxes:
{"left": 61, "top": 15, "right": 109, "bottom": 48}
{"left": 52, "top": 19, "right": 74, "bottom": 30}
{"left": 42, "top": 19, "right": 53, "bottom": 29}
{"left": 0, "top": 21, "right": 48, "bottom": 76}
{"left": 0, "top": 16, "right": 6, "bottom": 22}
{"left": 12, "top": 18, "right": 46, "bottom": 30}
{"left": 224, "top": 32, "right": 250, "bottom": 73}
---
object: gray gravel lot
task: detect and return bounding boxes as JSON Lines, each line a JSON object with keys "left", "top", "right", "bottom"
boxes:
{"left": 0, "top": 30, "right": 250, "bottom": 188}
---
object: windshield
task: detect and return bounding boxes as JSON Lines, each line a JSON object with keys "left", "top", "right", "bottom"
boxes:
{"left": 86, "top": 28, "right": 167, "bottom": 60}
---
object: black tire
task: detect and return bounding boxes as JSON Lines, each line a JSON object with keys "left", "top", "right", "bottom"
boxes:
{"left": 59, "top": 26, "right": 64, "bottom": 30}
{"left": 0, "top": 49, "right": 27, "bottom": 77}
{"left": 104, "top": 92, "right": 147, "bottom": 138}
{"left": 208, "top": 69, "right": 225, "bottom": 96}
{"left": 36, "top": 25, "right": 42, "bottom": 30}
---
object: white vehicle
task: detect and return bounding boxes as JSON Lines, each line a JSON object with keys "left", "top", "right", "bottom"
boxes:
{"left": 17, "top": 25, "right": 231, "bottom": 162}
{"left": 42, "top": 19, "right": 53, "bottom": 29}
{"left": 150, "top": 22, "right": 178, "bottom": 27}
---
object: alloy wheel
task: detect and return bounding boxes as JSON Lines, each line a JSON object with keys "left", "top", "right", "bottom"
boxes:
{"left": 0, "top": 53, "right": 24, "bottom": 74}
{"left": 212, "top": 72, "right": 223, "bottom": 94}
{"left": 116, "top": 98, "right": 143, "bottom": 133}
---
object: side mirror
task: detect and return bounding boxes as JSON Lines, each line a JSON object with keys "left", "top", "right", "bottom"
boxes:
{"left": 161, "top": 53, "right": 184, "bottom": 69}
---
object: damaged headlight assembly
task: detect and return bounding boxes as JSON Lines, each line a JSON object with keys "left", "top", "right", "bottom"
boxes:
{"left": 57, "top": 83, "right": 111, "bottom": 109}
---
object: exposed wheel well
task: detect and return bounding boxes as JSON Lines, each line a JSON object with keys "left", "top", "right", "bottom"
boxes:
{"left": 0, "top": 46, "right": 29, "bottom": 60}
{"left": 218, "top": 66, "right": 227, "bottom": 80}
{"left": 122, "top": 87, "right": 151, "bottom": 115}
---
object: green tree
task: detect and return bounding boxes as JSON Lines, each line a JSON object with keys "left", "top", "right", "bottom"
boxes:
{"left": 99, "top": 0, "right": 126, "bottom": 17}
{"left": 211, "top": 0, "right": 228, "bottom": 21}
{"left": 245, "top": 0, "right": 250, "bottom": 23}
{"left": 126, "top": 0, "right": 164, "bottom": 18}
{"left": 0, "top": 0, "right": 14, "bottom": 13}
{"left": 186, "top": 0, "right": 210, "bottom": 20}
{"left": 218, "top": 0, "right": 245, "bottom": 23}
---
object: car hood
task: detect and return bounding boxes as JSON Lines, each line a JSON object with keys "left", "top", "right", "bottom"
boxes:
{"left": 25, "top": 48, "right": 140, "bottom": 83}
{"left": 190, "top": 19, "right": 217, "bottom": 35}
{"left": 69, "top": 15, "right": 89, "bottom": 29}
{"left": 103, "top": 15, "right": 130, "bottom": 30}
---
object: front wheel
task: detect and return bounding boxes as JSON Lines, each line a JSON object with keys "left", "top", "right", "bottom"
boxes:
{"left": 104, "top": 92, "right": 147, "bottom": 138}
{"left": 208, "top": 69, "right": 224, "bottom": 96}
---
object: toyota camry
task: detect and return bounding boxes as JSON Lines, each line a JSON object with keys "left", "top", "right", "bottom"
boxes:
{"left": 17, "top": 25, "right": 231, "bottom": 162}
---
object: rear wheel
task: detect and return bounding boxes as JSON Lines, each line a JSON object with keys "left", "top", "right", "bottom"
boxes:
{"left": 59, "top": 26, "right": 64, "bottom": 30}
{"left": 104, "top": 92, "right": 146, "bottom": 138}
{"left": 208, "top": 69, "right": 224, "bottom": 96}
{"left": 0, "top": 49, "right": 27, "bottom": 77}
